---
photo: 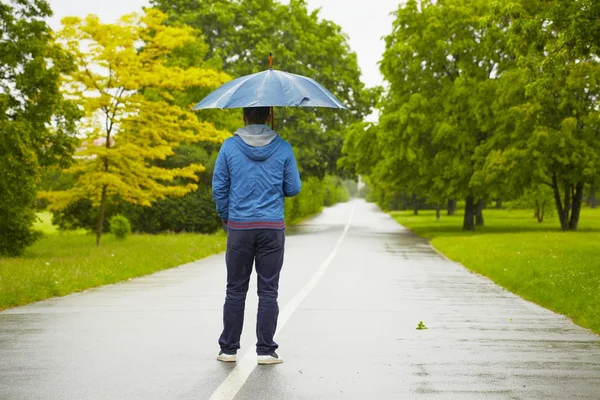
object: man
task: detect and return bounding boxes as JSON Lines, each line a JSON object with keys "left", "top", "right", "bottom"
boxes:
{"left": 212, "top": 106, "right": 302, "bottom": 365}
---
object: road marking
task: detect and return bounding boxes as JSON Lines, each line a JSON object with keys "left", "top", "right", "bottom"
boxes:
{"left": 209, "top": 206, "right": 356, "bottom": 400}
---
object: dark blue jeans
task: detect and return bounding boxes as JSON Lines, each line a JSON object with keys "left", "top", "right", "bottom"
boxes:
{"left": 219, "top": 229, "right": 285, "bottom": 355}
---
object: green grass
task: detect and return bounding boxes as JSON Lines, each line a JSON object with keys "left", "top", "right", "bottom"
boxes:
{"left": 392, "top": 208, "right": 600, "bottom": 334}
{"left": 35, "top": 211, "right": 59, "bottom": 234}
{"left": 0, "top": 221, "right": 226, "bottom": 310}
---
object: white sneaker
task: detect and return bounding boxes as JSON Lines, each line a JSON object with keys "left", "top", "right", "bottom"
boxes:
{"left": 257, "top": 352, "right": 283, "bottom": 365}
{"left": 217, "top": 351, "right": 237, "bottom": 362}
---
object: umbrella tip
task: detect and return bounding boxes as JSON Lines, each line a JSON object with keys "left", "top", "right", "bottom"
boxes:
{"left": 269, "top": 52, "right": 273, "bottom": 69}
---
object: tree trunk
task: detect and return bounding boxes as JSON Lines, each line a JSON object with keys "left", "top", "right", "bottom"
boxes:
{"left": 96, "top": 185, "right": 108, "bottom": 247}
{"left": 552, "top": 174, "right": 570, "bottom": 231}
{"left": 535, "top": 201, "right": 544, "bottom": 223}
{"left": 569, "top": 182, "right": 584, "bottom": 230}
{"left": 447, "top": 199, "right": 456, "bottom": 216}
{"left": 475, "top": 199, "right": 485, "bottom": 227}
{"left": 589, "top": 186, "right": 597, "bottom": 209}
{"left": 412, "top": 194, "right": 418, "bottom": 215}
{"left": 436, "top": 204, "right": 441, "bottom": 222}
{"left": 495, "top": 199, "right": 502, "bottom": 209}
{"left": 463, "top": 196, "right": 475, "bottom": 231}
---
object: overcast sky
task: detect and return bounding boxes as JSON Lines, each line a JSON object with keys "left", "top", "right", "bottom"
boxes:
{"left": 47, "top": 0, "right": 401, "bottom": 88}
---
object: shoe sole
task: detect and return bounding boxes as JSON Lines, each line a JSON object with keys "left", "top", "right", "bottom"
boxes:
{"left": 217, "top": 355, "right": 237, "bottom": 363}
{"left": 257, "top": 358, "right": 283, "bottom": 365}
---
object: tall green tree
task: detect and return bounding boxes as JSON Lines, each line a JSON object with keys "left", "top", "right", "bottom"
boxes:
{"left": 486, "top": 0, "right": 600, "bottom": 230}
{"left": 151, "top": 0, "right": 377, "bottom": 178}
{"left": 344, "top": 0, "right": 510, "bottom": 230}
{"left": 0, "top": 0, "right": 79, "bottom": 256}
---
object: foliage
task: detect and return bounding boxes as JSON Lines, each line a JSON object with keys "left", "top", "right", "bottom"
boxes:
{"left": 323, "top": 176, "right": 350, "bottom": 206}
{"left": 511, "top": 185, "right": 555, "bottom": 223}
{"left": 39, "top": 10, "right": 231, "bottom": 246}
{"left": 285, "top": 176, "right": 350, "bottom": 223}
{"left": 51, "top": 198, "right": 113, "bottom": 232}
{"left": 343, "top": 0, "right": 600, "bottom": 231}
{"left": 343, "top": 0, "right": 511, "bottom": 231}
{"left": 151, "top": 0, "right": 378, "bottom": 179}
{"left": 122, "top": 142, "right": 222, "bottom": 234}
{"left": 124, "top": 186, "right": 221, "bottom": 234}
{"left": 392, "top": 208, "right": 600, "bottom": 334}
{"left": 0, "top": 230, "right": 226, "bottom": 310}
{"left": 0, "top": 0, "right": 79, "bottom": 256}
{"left": 109, "top": 214, "right": 131, "bottom": 240}
{"left": 486, "top": 0, "right": 600, "bottom": 231}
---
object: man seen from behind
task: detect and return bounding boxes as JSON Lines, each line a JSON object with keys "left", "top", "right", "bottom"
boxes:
{"left": 212, "top": 106, "right": 302, "bottom": 365}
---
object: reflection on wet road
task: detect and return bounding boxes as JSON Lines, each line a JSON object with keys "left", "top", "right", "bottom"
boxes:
{"left": 1, "top": 200, "right": 599, "bottom": 399}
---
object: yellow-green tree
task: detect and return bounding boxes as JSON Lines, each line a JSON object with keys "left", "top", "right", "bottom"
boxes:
{"left": 40, "top": 10, "right": 230, "bottom": 246}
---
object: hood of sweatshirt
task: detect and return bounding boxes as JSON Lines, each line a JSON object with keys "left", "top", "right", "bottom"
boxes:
{"left": 235, "top": 124, "right": 277, "bottom": 147}
{"left": 234, "top": 124, "right": 282, "bottom": 161}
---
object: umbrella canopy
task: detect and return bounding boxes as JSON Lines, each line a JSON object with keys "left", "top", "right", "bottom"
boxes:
{"left": 192, "top": 69, "right": 348, "bottom": 110}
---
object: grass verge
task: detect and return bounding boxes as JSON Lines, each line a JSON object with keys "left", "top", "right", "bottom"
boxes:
{"left": 392, "top": 208, "right": 600, "bottom": 334}
{"left": 0, "top": 226, "right": 226, "bottom": 310}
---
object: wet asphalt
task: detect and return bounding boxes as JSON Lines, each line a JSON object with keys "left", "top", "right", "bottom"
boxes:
{"left": 1, "top": 199, "right": 599, "bottom": 400}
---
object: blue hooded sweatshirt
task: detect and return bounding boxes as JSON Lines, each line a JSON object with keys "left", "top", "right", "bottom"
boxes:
{"left": 212, "top": 124, "right": 302, "bottom": 230}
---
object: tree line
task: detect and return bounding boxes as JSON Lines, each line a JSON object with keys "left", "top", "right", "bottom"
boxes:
{"left": 1, "top": 0, "right": 374, "bottom": 256}
{"left": 342, "top": 0, "right": 600, "bottom": 231}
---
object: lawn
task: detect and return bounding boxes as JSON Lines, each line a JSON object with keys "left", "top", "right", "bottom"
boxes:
{"left": 0, "top": 213, "right": 226, "bottom": 310}
{"left": 392, "top": 208, "right": 600, "bottom": 334}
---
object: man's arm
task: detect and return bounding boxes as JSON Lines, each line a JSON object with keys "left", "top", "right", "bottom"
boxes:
{"left": 212, "top": 143, "right": 230, "bottom": 222}
{"left": 283, "top": 146, "right": 302, "bottom": 197}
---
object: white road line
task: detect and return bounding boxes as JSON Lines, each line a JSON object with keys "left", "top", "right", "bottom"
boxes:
{"left": 209, "top": 206, "right": 356, "bottom": 400}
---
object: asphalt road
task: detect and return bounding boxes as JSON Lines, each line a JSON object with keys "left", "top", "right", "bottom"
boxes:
{"left": 1, "top": 200, "right": 599, "bottom": 400}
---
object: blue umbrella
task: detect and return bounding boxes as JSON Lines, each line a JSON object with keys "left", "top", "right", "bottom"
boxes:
{"left": 192, "top": 54, "right": 347, "bottom": 111}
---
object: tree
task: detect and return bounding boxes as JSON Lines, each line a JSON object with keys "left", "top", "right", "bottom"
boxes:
{"left": 513, "top": 185, "right": 554, "bottom": 223}
{"left": 151, "top": 0, "right": 377, "bottom": 179}
{"left": 487, "top": 0, "right": 600, "bottom": 230}
{"left": 39, "top": 10, "right": 230, "bottom": 246}
{"left": 0, "top": 0, "right": 79, "bottom": 256}
{"left": 344, "top": 0, "right": 510, "bottom": 230}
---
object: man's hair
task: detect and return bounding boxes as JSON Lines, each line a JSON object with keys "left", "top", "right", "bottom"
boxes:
{"left": 243, "top": 107, "right": 271, "bottom": 125}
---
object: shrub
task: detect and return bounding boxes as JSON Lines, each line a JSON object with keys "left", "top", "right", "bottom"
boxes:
{"left": 0, "top": 207, "right": 43, "bottom": 257}
{"left": 511, "top": 185, "right": 555, "bottom": 223}
{"left": 123, "top": 187, "right": 221, "bottom": 234}
{"left": 285, "top": 176, "right": 350, "bottom": 223}
{"left": 110, "top": 215, "right": 131, "bottom": 240}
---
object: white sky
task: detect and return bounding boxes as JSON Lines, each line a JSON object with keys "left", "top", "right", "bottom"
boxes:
{"left": 46, "top": 0, "right": 401, "bottom": 89}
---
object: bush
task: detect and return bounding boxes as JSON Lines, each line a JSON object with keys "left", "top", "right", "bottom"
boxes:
{"left": 110, "top": 215, "right": 131, "bottom": 240}
{"left": 0, "top": 207, "right": 43, "bottom": 257}
{"left": 323, "top": 176, "right": 350, "bottom": 206}
{"left": 285, "top": 176, "right": 350, "bottom": 223}
{"left": 124, "top": 187, "right": 221, "bottom": 234}
{"left": 51, "top": 197, "right": 123, "bottom": 233}
{"left": 511, "top": 185, "right": 555, "bottom": 223}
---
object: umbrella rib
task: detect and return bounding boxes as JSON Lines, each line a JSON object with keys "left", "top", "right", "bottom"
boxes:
{"left": 297, "top": 76, "right": 347, "bottom": 109}
{"left": 216, "top": 73, "right": 261, "bottom": 108}
{"left": 274, "top": 71, "right": 306, "bottom": 106}
{"left": 194, "top": 72, "right": 261, "bottom": 109}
